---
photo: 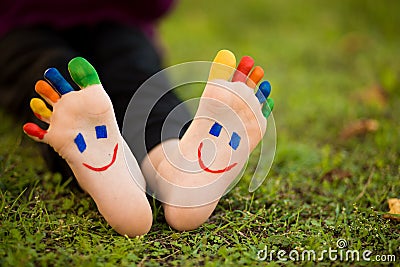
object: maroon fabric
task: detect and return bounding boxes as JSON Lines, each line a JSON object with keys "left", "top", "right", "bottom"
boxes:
{"left": 0, "top": 0, "right": 175, "bottom": 37}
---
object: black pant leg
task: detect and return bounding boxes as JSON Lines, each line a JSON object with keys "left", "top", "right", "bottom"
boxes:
{"left": 0, "top": 27, "right": 79, "bottom": 179}
{"left": 87, "top": 23, "right": 191, "bottom": 162}
{"left": 0, "top": 27, "right": 78, "bottom": 119}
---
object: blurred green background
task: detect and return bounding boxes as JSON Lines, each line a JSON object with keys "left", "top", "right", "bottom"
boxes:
{"left": 1, "top": 0, "right": 399, "bottom": 266}
{"left": 160, "top": 0, "right": 400, "bottom": 178}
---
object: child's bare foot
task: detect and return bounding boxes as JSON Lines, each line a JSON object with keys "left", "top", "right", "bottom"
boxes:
{"left": 23, "top": 58, "right": 152, "bottom": 237}
{"left": 148, "top": 50, "right": 274, "bottom": 230}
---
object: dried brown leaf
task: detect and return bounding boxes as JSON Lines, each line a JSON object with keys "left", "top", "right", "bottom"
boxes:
{"left": 383, "top": 198, "right": 400, "bottom": 222}
{"left": 340, "top": 119, "right": 379, "bottom": 140}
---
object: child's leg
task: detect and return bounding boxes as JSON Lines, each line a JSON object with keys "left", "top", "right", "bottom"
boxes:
{"left": 23, "top": 58, "right": 152, "bottom": 237}
{"left": 0, "top": 28, "right": 77, "bottom": 118}
{"left": 0, "top": 27, "right": 80, "bottom": 179}
{"left": 90, "top": 23, "right": 192, "bottom": 165}
{"left": 141, "top": 50, "right": 273, "bottom": 230}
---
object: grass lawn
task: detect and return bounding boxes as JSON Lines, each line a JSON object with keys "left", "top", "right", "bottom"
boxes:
{"left": 1, "top": 0, "right": 399, "bottom": 266}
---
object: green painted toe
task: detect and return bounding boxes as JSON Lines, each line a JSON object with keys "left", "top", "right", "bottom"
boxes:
{"left": 262, "top": 98, "right": 274, "bottom": 118}
{"left": 68, "top": 57, "right": 100, "bottom": 88}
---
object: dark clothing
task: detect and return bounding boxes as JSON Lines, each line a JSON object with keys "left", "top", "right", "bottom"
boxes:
{"left": 0, "top": 0, "right": 175, "bottom": 37}
{"left": 0, "top": 1, "right": 191, "bottom": 177}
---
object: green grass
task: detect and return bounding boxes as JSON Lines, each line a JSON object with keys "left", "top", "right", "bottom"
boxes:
{"left": 1, "top": 0, "right": 400, "bottom": 266}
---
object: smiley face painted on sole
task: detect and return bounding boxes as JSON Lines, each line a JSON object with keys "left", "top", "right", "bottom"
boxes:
{"left": 22, "top": 57, "right": 155, "bottom": 237}
{"left": 74, "top": 125, "right": 118, "bottom": 172}
{"left": 22, "top": 59, "right": 124, "bottom": 176}
{"left": 197, "top": 122, "right": 241, "bottom": 174}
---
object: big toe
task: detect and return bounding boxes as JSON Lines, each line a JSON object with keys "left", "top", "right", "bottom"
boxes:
{"left": 208, "top": 49, "right": 236, "bottom": 81}
{"left": 68, "top": 57, "right": 101, "bottom": 89}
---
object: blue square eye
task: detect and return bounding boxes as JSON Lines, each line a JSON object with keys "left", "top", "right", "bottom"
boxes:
{"left": 95, "top": 125, "right": 107, "bottom": 139}
{"left": 74, "top": 133, "right": 87, "bottom": 153}
{"left": 229, "top": 132, "right": 241, "bottom": 150}
{"left": 209, "top": 122, "right": 222, "bottom": 137}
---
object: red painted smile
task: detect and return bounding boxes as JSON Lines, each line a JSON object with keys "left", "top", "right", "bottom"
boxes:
{"left": 197, "top": 142, "right": 237, "bottom": 174}
{"left": 82, "top": 143, "right": 118, "bottom": 172}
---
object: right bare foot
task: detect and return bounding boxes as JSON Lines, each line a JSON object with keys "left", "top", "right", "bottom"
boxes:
{"left": 152, "top": 50, "right": 274, "bottom": 230}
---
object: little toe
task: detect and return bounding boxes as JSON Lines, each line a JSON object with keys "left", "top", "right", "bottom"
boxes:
{"left": 68, "top": 57, "right": 101, "bottom": 89}
{"left": 23, "top": 122, "right": 48, "bottom": 143}
{"left": 232, "top": 56, "right": 254, "bottom": 83}
{"left": 262, "top": 98, "right": 274, "bottom": 118}
{"left": 208, "top": 49, "right": 237, "bottom": 81}
{"left": 44, "top": 68, "right": 74, "bottom": 95}
{"left": 35, "top": 80, "right": 60, "bottom": 105}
